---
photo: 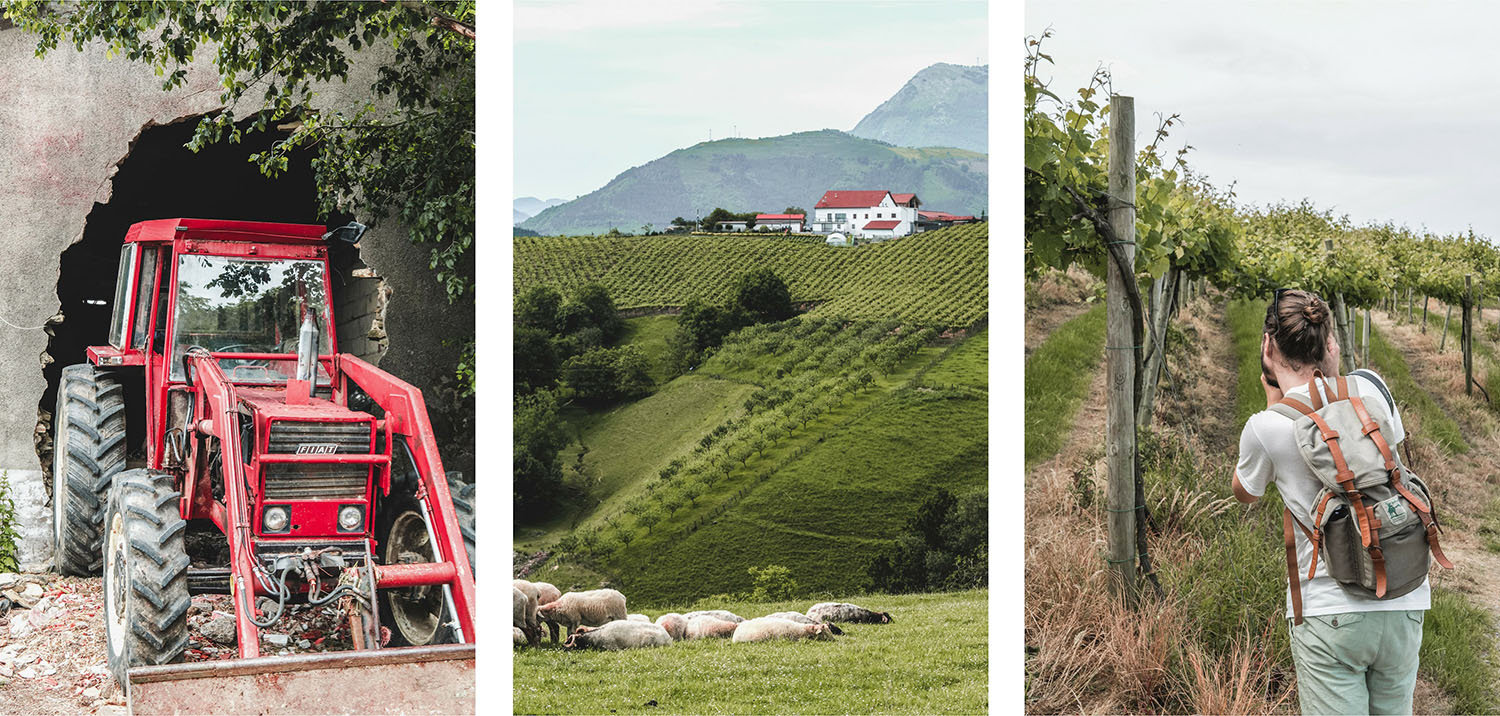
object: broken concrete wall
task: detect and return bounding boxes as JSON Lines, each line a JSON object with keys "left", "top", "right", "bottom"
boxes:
{"left": 0, "top": 28, "right": 473, "bottom": 570}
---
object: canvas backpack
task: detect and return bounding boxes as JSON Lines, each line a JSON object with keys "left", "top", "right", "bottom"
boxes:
{"left": 1268, "top": 369, "right": 1454, "bottom": 625}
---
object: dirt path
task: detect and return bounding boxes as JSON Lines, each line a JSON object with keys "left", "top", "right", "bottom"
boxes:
{"left": 1025, "top": 301, "right": 1094, "bottom": 357}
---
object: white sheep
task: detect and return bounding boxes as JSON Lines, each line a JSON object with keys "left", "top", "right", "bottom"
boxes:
{"left": 563, "top": 620, "right": 672, "bottom": 650}
{"left": 535, "top": 588, "right": 628, "bottom": 635}
{"left": 806, "top": 602, "right": 892, "bottom": 624}
{"left": 764, "top": 611, "right": 844, "bottom": 635}
{"left": 682, "top": 609, "right": 745, "bottom": 623}
{"left": 512, "top": 580, "right": 542, "bottom": 645}
{"left": 654, "top": 613, "right": 688, "bottom": 641}
{"left": 532, "top": 581, "right": 564, "bottom": 643}
{"left": 732, "top": 617, "right": 836, "bottom": 643}
{"left": 512, "top": 586, "right": 539, "bottom": 647}
{"left": 513, "top": 626, "right": 527, "bottom": 646}
{"left": 684, "top": 615, "right": 739, "bottom": 640}
{"left": 627, "top": 613, "right": 651, "bottom": 622}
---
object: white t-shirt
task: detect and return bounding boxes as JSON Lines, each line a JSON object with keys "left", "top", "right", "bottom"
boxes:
{"left": 1235, "top": 370, "right": 1430, "bottom": 618}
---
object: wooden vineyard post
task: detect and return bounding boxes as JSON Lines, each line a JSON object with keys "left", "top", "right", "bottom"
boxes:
{"left": 1423, "top": 296, "right": 1430, "bottom": 333}
{"left": 1408, "top": 287, "right": 1414, "bottom": 324}
{"left": 1465, "top": 275, "right": 1474, "bottom": 396}
{"left": 1105, "top": 94, "right": 1138, "bottom": 605}
{"left": 1324, "top": 239, "right": 1356, "bottom": 372}
{"left": 1441, "top": 304, "right": 1452, "bottom": 352}
{"left": 1363, "top": 306, "right": 1371, "bottom": 367}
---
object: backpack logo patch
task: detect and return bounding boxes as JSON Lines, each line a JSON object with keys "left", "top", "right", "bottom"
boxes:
{"left": 1384, "top": 499, "right": 1409, "bottom": 525}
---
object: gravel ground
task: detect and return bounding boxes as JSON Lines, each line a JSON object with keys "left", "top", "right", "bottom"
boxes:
{"left": 0, "top": 571, "right": 366, "bottom": 715}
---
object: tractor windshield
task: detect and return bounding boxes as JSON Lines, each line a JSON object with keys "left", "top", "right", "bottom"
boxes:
{"left": 170, "top": 255, "right": 333, "bottom": 383}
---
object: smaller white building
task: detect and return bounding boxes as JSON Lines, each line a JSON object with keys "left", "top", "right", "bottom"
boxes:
{"left": 753, "top": 213, "right": 805, "bottom": 232}
{"left": 716, "top": 220, "right": 750, "bottom": 232}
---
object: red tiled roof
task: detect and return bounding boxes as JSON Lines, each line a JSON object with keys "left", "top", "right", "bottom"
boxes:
{"left": 863, "top": 220, "right": 901, "bottom": 230}
{"left": 755, "top": 214, "right": 805, "bottom": 221}
{"left": 816, "top": 190, "right": 890, "bottom": 209}
{"left": 892, "top": 193, "right": 919, "bottom": 206}
{"left": 919, "top": 211, "right": 975, "bottom": 222}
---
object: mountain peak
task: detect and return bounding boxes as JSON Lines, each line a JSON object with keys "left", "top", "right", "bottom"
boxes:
{"left": 850, "top": 63, "right": 987, "bottom": 153}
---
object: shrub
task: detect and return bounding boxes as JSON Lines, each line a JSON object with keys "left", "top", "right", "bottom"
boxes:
{"left": 0, "top": 472, "right": 17, "bottom": 573}
{"left": 867, "top": 489, "right": 987, "bottom": 593}
{"left": 747, "top": 564, "right": 798, "bottom": 601}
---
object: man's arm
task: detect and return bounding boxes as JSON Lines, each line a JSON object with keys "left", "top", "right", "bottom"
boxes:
{"left": 1232, "top": 471, "right": 1259, "bottom": 504}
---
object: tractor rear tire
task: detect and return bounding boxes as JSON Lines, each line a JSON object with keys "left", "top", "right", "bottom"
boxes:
{"left": 53, "top": 363, "right": 126, "bottom": 576}
{"left": 377, "top": 474, "right": 474, "bottom": 647}
{"left": 103, "top": 469, "right": 190, "bottom": 689}
{"left": 450, "top": 477, "right": 476, "bottom": 579}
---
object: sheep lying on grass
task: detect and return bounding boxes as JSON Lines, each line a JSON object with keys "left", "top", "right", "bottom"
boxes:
{"left": 807, "top": 602, "right": 892, "bottom": 624}
{"left": 682, "top": 609, "right": 745, "bottom": 623}
{"left": 764, "top": 611, "right": 844, "bottom": 635}
{"left": 536, "top": 588, "right": 628, "bottom": 636}
{"left": 513, "top": 587, "right": 540, "bottom": 647}
{"left": 563, "top": 620, "right": 672, "bottom": 651}
{"left": 731, "top": 617, "right": 837, "bottom": 643}
{"left": 513, "top": 627, "right": 527, "bottom": 646}
{"left": 654, "top": 613, "right": 688, "bottom": 641}
{"left": 627, "top": 614, "right": 651, "bottom": 622}
{"left": 684, "top": 615, "right": 739, "bottom": 640}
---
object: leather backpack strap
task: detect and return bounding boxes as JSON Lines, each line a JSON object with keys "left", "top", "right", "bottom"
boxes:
{"left": 1284, "top": 508, "right": 1305, "bottom": 625}
{"left": 1307, "top": 373, "right": 1325, "bottom": 410}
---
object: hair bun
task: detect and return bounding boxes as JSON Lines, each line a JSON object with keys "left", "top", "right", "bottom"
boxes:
{"left": 1302, "top": 298, "right": 1325, "bottom": 324}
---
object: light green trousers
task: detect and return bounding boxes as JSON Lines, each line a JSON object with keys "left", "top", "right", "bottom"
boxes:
{"left": 1290, "top": 610, "right": 1425, "bottom": 716}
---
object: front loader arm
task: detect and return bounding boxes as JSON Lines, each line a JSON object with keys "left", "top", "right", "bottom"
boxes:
{"left": 183, "top": 352, "right": 267, "bottom": 657}
{"left": 338, "top": 354, "right": 477, "bottom": 642}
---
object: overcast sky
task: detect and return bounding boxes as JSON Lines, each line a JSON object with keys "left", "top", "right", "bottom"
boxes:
{"left": 1024, "top": 2, "right": 1500, "bottom": 240}
{"left": 515, "top": 0, "right": 987, "bottom": 202}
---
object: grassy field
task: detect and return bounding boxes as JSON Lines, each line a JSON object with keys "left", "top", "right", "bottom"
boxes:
{"left": 513, "top": 223, "right": 989, "bottom": 327}
{"left": 513, "top": 590, "right": 988, "bottom": 716}
{"left": 619, "top": 314, "right": 682, "bottom": 385}
{"left": 1023, "top": 302, "right": 1105, "bottom": 468}
{"left": 923, "top": 329, "right": 988, "bottom": 390}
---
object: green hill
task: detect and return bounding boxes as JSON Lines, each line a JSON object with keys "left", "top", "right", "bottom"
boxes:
{"left": 513, "top": 222, "right": 990, "bottom": 328}
{"left": 517, "top": 130, "right": 987, "bottom": 236}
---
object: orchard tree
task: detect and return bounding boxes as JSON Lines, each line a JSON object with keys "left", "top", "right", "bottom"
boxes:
{"left": 3, "top": 0, "right": 477, "bottom": 391}
{"left": 732, "top": 268, "right": 794, "bottom": 323}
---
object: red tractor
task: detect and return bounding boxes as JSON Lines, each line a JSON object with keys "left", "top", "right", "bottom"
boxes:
{"left": 52, "top": 219, "right": 475, "bottom": 712}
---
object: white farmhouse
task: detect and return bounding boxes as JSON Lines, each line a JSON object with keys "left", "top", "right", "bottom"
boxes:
{"left": 715, "top": 220, "right": 750, "bottom": 232}
{"left": 810, "top": 190, "right": 921, "bottom": 240}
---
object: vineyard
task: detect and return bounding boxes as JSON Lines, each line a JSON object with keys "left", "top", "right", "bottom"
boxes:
{"left": 512, "top": 223, "right": 990, "bottom": 328}
{"left": 519, "top": 315, "right": 987, "bottom": 603}
{"left": 1025, "top": 30, "right": 1500, "bottom": 714}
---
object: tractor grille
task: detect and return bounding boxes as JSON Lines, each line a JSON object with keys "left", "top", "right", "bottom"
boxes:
{"left": 263, "top": 421, "right": 372, "bottom": 501}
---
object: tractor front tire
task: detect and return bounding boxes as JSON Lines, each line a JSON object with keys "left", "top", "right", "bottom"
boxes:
{"left": 104, "top": 470, "right": 190, "bottom": 689}
{"left": 53, "top": 363, "right": 126, "bottom": 576}
{"left": 377, "top": 474, "right": 475, "bottom": 647}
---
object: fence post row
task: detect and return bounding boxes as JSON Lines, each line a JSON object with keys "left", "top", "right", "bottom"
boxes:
{"left": 1323, "top": 239, "right": 1356, "bottom": 373}
{"left": 1105, "top": 94, "right": 1138, "bottom": 605}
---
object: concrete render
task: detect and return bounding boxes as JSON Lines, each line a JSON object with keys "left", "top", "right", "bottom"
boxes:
{"left": 0, "top": 28, "right": 474, "bottom": 570}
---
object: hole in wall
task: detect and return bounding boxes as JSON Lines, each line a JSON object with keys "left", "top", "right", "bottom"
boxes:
{"left": 35, "top": 113, "right": 376, "bottom": 480}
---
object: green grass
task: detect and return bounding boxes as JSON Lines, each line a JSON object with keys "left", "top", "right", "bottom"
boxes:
{"left": 1024, "top": 303, "right": 1106, "bottom": 469}
{"left": 1366, "top": 324, "right": 1469, "bottom": 454}
{"left": 922, "top": 329, "right": 988, "bottom": 390}
{"left": 620, "top": 314, "right": 681, "bottom": 385}
{"left": 517, "top": 375, "right": 757, "bottom": 546}
{"left": 616, "top": 387, "right": 987, "bottom": 604}
{"left": 1421, "top": 587, "right": 1500, "bottom": 714}
{"left": 513, "top": 590, "right": 988, "bottom": 715}
{"left": 1228, "top": 299, "right": 1272, "bottom": 425}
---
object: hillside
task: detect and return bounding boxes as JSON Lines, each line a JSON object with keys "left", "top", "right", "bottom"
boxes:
{"left": 514, "top": 196, "right": 566, "bottom": 220}
{"left": 513, "top": 222, "right": 989, "bottom": 328}
{"left": 516, "top": 130, "right": 987, "bottom": 236}
{"left": 851, "top": 63, "right": 988, "bottom": 153}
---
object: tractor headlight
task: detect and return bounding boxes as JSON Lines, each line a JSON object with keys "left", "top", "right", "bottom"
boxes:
{"left": 262, "top": 506, "right": 290, "bottom": 533}
{"left": 337, "top": 505, "right": 364, "bottom": 532}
